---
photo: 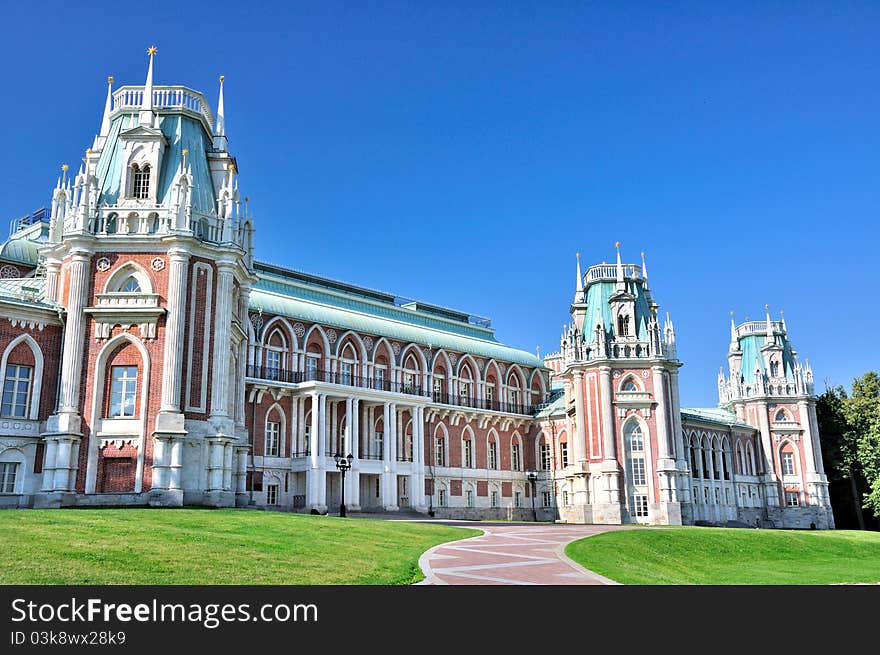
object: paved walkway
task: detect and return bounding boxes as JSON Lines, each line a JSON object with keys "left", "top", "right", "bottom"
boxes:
{"left": 418, "top": 522, "right": 626, "bottom": 585}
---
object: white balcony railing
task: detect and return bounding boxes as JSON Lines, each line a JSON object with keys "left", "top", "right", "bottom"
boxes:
{"left": 112, "top": 85, "right": 215, "bottom": 130}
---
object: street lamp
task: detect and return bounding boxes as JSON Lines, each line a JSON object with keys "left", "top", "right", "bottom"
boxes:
{"left": 334, "top": 452, "right": 353, "bottom": 517}
{"left": 526, "top": 470, "right": 538, "bottom": 522}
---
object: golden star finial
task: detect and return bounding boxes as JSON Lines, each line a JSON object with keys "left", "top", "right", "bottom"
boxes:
{"left": 61, "top": 164, "right": 68, "bottom": 172}
{"left": 147, "top": 46, "right": 157, "bottom": 56}
{"left": 615, "top": 241, "right": 620, "bottom": 249}
{"left": 107, "top": 75, "right": 114, "bottom": 84}
{"left": 575, "top": 252, "right": 580, "bottom": 259}
{"left": 182, "top": 148, "right": 189, "bottom": 156}
{"left": 219, "top": 75, "right": 225, "bottom": 83}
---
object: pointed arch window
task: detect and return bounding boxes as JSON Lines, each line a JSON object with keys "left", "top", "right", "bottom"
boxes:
{"left": 622, "top": 379, "right": 638, "bottom": 392}
{"left": 769, "top": 359, "right": 780, "bottom": 377}
{"left": 617, "top": 314, "right": 631, "bottom": 336}
{"left": 132, "top": 164, "right": 151, "bottom": 200}
{"left": 120, "top": 276, "right": 142, "bottom": 293}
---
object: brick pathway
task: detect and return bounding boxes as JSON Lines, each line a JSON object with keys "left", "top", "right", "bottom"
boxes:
{"left": 417, "top": 522, "right": 627, "bottom": 585}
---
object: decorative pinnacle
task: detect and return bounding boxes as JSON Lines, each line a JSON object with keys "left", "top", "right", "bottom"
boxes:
{"left": 730, "top": 310, "right": 734, "bottom": 317}
{"left": 615, "top": 241, "right": 620, "bottom": 249}
{"left": 219, "top": 75, "right": 225, "bottom": 83}
{"left": 107, "top": 76, "right": 114, "bottom": 84}
{"left": 182, "top": 148, "right": 188, "bottom": 156}
{"left": 61, "top": 164, "right": 68, "bottom": 171}
{"left": 147, "top": 46, "right": 157, "bottom": 56}
{"left": 765, "top": 303, "right": 769, "bottom": 310}
{"left": 575, "top": 252, "right": 580, "bottom": 259}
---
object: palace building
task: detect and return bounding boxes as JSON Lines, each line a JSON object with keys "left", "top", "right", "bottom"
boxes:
{"left": 0, "top": 52, "right": 834, "bottom": 528}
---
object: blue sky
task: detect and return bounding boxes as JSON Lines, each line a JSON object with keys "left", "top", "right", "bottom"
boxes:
{"left": 1, "top": 1, "right": 877, "bottom": 407}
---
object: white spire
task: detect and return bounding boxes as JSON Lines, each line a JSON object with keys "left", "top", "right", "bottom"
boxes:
{"left": 614, "top": 241, "right": 624, "bottom": 292}
{"left": 216, "top": 75, "right": 226, "bottom": 136}
{"left": 641, "top": 251, "right": 648, "bottom": 285}
{"left": 780, "top": 309, "right": 787, "bottom": 333}
{"left": 765, "top": 303, "right": 773, "bottom": 338}
{"left": 100, "top": 76, "right": 114, "bottom": 136}
{"left": 575, "top": 252, "right": 583, "bottom": 295}
{"left": 139, "top": 46, "right": 157, "bottom": 127}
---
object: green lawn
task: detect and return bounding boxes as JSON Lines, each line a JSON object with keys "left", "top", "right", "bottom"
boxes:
{"left": 0, "top": 509, "right": 476, "bottom": 585}
{"left": 566, "top": 527, "right": 880, "bottom": 585}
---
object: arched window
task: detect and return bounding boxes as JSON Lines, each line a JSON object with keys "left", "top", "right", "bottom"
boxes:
{"left": 624, "top": 421, "right": 649, "bottom": 518}
{"left": 487, "top": 433, "right": 498, "bottom": 470}
{"left": 775, "top": 409, "right": 791, "bottom": 422}
{"left": 621, "top": 377, "right": 639, "bottom": 392}
{"left": 120, "top": 276, "right": 142, "bottom": 293}
{"left": 511, "top": 437, "right": 522, "bottom": 471}
{"left": 435, "top": 437, "right": 445, "bottom": 467}
{"left": 769, "top": 358, "right": 779, "bottom": 377}
{"left": 132, "top": 164, "right": 150, "bottom": 199}
{"left": 617, "top": 314, "right": 630, "bottom": 336}
{"left": 461, "top": 431, "right": 473, "bottom": 468}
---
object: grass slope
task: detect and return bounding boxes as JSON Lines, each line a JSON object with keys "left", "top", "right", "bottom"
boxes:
{"left": 0, "top": 509, "right": 476, "bottom": 585}
{"left": 565, "top": 527, "right": 880, "bottom": 585}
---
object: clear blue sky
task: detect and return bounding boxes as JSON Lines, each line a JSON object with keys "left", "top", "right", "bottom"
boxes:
{"left": 1, "top": 1, "right": 877, "bottom": 407}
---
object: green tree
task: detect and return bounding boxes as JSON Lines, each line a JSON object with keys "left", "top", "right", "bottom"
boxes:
{"left": 846, "top": 373, "right": 880, "bottom": 518}
{"left": 817, "top": 384, "right": 864, "bottom": 529}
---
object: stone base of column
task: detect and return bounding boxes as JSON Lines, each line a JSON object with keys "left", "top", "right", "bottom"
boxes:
{"left": 235, "top": 492, "right": 250, "bottom": 508}
{"left": 308, "top": 504, "right": 328, "bottom": 514}
{"left": 590, "top": 502, "right": 623, "bottom": 524}
{"left": 34, "top": 492, "right": 76, "bottom": 509}
{"left": 558, "top": 503, "right": 593, "bottom": 524}
{"left": 383, "top": 504, "right": 400, "bottom": 512}
{"left": 202, "top": 490, "right": 236, "bottom": 508}
{"left": 652, "top": 501, "right": 683, "bottom": 526}
{"left": 147, "top": 489, "right": 184, "bottom": 507}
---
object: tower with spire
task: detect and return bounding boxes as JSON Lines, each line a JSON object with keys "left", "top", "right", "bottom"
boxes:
{"left": 718, "top": 307, "right": 832, "bottom": 527}
{"left": 550, "top": 243, "right": 686, "bottom": 525}
{"left": 35, "top": 48, "right": 256, "bottom": 508}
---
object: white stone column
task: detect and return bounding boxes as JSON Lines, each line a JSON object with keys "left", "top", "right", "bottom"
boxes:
{"left": 223, "top": 442, "right": 233, "bottom": 490}
{"left": 160, "top": 249, "right": 190, "bottom": 412}
{"left": 318, "top": 394, "right": 327, "bottom": 458}
{"left": 44, "top": 258, "right": 61, "bottom": 304}
{"left": 169, "top": 437, "right": 184, "bottom": 490}
{"left": 599, "top": 366, "right": 616, "bottom": 461}
{"left": 58, "top": 248, "right": 91, "bottom": 415}
{"left": 572, "top": 370, "right": 587, "bottom": 464}
{"left": 41, "top": 438, "right": 58, "bottom": 492}
{"left": 209, "top": 439, "right": 225, "bottom": 490}
{"left": 757, "top": 402, "right": 779, "bottom": 506}
{"left": 209, "top": 261, "right": 236, "bottom": 419}
{"left": 152, "top": 436, "right": 169, "bottom": 489}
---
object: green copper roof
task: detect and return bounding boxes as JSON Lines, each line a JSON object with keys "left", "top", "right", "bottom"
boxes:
{"left": 681, "top": 407, "right": 754, "bottom": 431}
{"left": 738, "top": 334, "right": 796, "bottom": 385}
{"left": 96, "top": 113, "right": 216, "bottom": 214}
{"left": 580, "top": 279, "right": 651, "bottom": 339}
{"left": 0, "top": 277, "right": 57, "bottom": 310}
{"left": 534, "top": 391, "right": 566, "bottom": 418}
{"left": 0, "top": 222, "right": 47, "bottom": 265}
{"left": 250, "top": 267, "right": 544, "bottom": 368}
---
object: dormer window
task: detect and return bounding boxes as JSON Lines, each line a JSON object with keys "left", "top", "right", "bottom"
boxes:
{"left": 132, "top": 164, "right": 151, "bottom": 199}
{"left": 120, "top": 276, "right": 142, "bottom": 293}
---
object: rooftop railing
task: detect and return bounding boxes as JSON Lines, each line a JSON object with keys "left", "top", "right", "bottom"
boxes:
{"left": 112, "top": 85, "right": 215, "bottom": 131}
{"left": 246, "top": 365, "right": 543, "bottom": 416}
{"left": 584, "top": 263, "right": 642, "bottom": 283}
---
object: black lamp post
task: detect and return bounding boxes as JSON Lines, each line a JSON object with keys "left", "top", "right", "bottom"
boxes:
{"left": 527, "top": 470, "right": 538, "bottom": 522}
{"left": 334, "top": 452, "right": 353, "bottom": 517}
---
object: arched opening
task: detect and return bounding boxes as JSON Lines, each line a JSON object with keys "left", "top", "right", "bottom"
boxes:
{"left": 624, "top": 419, "right": 649, "bottom": 520}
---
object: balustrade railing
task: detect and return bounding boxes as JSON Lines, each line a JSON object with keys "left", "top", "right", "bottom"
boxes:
{"left": 246, "top": 365, "right": 544, "bottom": 415}
{"left": 112, "top": 85, "right": 215, "bottom": 129}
